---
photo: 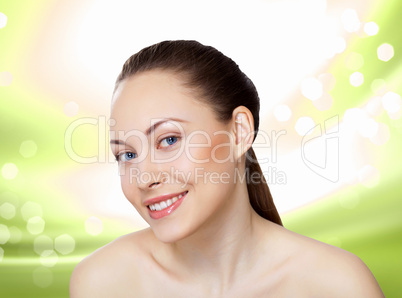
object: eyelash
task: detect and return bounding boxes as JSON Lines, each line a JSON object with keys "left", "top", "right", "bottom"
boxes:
{"left": 115, "top": 135, "right": 181, "bottom": 162}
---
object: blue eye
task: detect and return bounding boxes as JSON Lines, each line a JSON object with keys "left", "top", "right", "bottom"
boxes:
{"left": 159, "top": 136, "right": 178, "bottom": 148}
{"left": 117, "top": 152, "right": 137, "bottom": 162}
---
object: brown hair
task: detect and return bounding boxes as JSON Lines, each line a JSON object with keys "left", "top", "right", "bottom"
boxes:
{"left": 115, "top": 40, "right": 282, "bottom": 226}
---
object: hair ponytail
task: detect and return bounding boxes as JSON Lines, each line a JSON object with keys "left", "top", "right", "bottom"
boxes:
{"left": 246, "top": 148, "right": 283, "bottom": 226}
{"left": 115, "top": 40, "right": 282, "bottom": 226}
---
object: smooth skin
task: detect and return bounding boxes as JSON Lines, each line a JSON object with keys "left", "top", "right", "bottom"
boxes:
{"left": 70, "top": 70, "right": 384, "bottom": 297}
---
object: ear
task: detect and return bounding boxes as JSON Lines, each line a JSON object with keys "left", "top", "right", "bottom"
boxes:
{"left": 231, "top": 106, "right": 254, "bottom": 160}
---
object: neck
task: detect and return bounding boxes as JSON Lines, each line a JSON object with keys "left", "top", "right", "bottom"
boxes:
{"left": 157, "top": 182, "right": 268, "bottom": 290}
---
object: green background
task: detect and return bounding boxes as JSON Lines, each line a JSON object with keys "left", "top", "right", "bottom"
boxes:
{"left": 1, "top": 0, "right": 401, "bottom": 297}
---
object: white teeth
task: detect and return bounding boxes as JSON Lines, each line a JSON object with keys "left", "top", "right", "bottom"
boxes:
{"left": 148, "top": 192, "right": 187, "bottom": 211}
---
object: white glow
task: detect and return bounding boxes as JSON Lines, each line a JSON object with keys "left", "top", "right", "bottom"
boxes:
{"left": 27, "top": 216, "right": 45, "bottom": 235}
{"left": 0, "top": 71, "right": 13, "bottom": 86}
{"left": 349, "top": 72, "right": 364, "bottom": 87}
{"left": 365, "top": 96, "right": 384, "bottom": 117}
{"left": 377, "top": 43, "right": 394, "bottom": 62}
{"left": 85, "top": 216, "right": 103, "bottom": 236}
{"left": 345, "top": 52, "right": 364, "bottom": 70}
{"left": 370, "top": 122, "right": 390, "bottom": 146}
{"left": 0, "top": 247, "right": 3, "bottom": 263}
{"left": 343, "top": 108, "right": 366, "bottom": 130}
{"left": 20, "top": 140, "right": 38, "bottom": 158}
{"left": 55, "top": 234, "right": 75, "bottom": 255}
{"left": 301, "top": 77, "right": 323, "bottom": 101}
{"left": 312, "top": 93, "right": 333, "bottom": 111}
{"left": 387, "top": 109, "right": 402, "bottom": 120}
{"left": 295, "top": 117, "right": 316, "bottom": 136}
{"left": 364, "top": 21, "right": 379, "bottom": 36}
{"left": 381, "top": 91, "right": 401, "bottom": 113}
{"left": 64, "top": 101, "right": 79, "bottom": 117}
{"left": 358, "top": 118, "right": 379, "bottom": 138}
{"left": 341, "top": 8, "right": 360, "bottom": 33}
{"left": 1, "top": 163, "right": 18, "bottom": 180}
{"left": 358, "top": 165, "right": 380, "bottom": 188}
{"left": 274, "top": 104, "right": 292, "bottom": 122}
{"left": 0, "top": 12, "right": 7, "bottom": 28}
{"left": 334, "top": 36, "right": 347, "bottom": 54}
{"left": 0, "top": 202, "right": 16, "bottom": 220}
{"left": 318, "top": 73, "right": 336, "bottom": 92}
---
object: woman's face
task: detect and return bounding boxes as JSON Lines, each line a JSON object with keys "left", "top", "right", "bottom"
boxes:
{"left": 110, "top": 70, "right": 239, "bottom": 243}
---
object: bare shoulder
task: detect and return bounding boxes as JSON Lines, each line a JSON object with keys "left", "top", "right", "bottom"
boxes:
{"left": 69, "top": 228, "right": 153, "bottom": 298}
{"left": 270, "top": 224, "right": 384, "bottom": 297}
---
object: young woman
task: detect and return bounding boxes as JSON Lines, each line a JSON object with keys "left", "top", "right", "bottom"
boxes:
{"left": 70, "top": 40, "right": 384, "bottom": 297}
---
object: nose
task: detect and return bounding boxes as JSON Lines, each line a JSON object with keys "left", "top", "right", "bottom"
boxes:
{"left": 135, "top": 156, "right": 165, "bottom": 190}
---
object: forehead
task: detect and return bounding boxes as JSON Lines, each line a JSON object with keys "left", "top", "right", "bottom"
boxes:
{"left": 111, "top": 70, "right": 209, "bottom": 130}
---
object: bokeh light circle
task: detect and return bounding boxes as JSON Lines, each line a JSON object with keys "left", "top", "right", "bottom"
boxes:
{"left": 20, "top": 140, "right": 38, "bottom": 158}
{"left": 295, "top": 117, "right": 316, "bottom": 136}
{"left": 21, "top": 201, "right": 43, "bottom": 221}
{"left": 365, "top": 96, "right": 384, "bottom": 117}
{"left": 318, "top": 73, "right": 336, "bottom": 92}
{"left": 301, "top": 77, "right": 323, "bottom": 101}
{"left": 341, "top": 8, "right": 360, "bottom": 32}
{"left": 1, "top": 163, "right": 18, "bottom": 180}
{"left": 312, "top": 93, "right": 333, "bottom": 111}
{"left": 349, "top": 72, "right": 364, "bottom": 87}
{"left": 32, "top": 267, "right": 53, "bottom": 288}
{"left": 0, "top": 202, "right": 16, "bottom": 220}
{"left": 364, "top": 21, "right": 379, "bottom": 36}
{"left": 0, "top": 224, "right": 11, "bottom": 244}
{"left": 370, "top": 122, "right": 390, "bottom": 146}
{"left": 377, "top": 43, "right": 394, "bottom": 62}
{"left": 34, "top": 235, "right": 53, "bottom": 255}
{"left": 381, "top": 91, "right": 401, "bottom": 114}
{"left": 273, "top": 104, "right": 292, "bottom": 122}
{"left": 358, "top": 118, "right": 379, "bottom": 138}
{"left": 55, "top": 234, "right": 75, "bottom": 255}
{"left": 27, "top": 216, "right": 45, "bottom": 235}
{"left": 40, "top": 250, "right": 59, "bottom": 267}
{"left": 0, "top": 247, "right": 3, "bottom": 263}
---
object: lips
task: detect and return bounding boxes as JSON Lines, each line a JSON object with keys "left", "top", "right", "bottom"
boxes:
{"left": 145, "top": 191, "right": 188, "bottom": 220}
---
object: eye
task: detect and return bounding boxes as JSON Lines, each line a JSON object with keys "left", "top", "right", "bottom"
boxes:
{"left": 158, "top": 136, "right": 179, "bottom": 149}
{"left": 116, "top": 152, "right": 137, "bottom": 162}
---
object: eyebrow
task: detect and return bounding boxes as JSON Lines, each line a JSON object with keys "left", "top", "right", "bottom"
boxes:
{"left": 110, "top": 118, "right": 187, "bottom": 145}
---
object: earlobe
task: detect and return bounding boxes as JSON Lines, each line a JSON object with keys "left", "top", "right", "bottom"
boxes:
{"left": 232, "top": 106, "right": 254, "bottom": 160}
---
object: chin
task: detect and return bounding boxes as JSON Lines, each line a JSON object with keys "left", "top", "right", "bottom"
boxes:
{"left": 149, "top": 220, "right": 194, "bottom": 244}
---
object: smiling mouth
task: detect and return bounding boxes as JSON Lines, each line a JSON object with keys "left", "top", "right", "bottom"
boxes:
{"left": 148, "top": 191, "right": 188, "bottom": 211}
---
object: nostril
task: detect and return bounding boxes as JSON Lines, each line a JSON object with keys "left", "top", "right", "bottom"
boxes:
{"left": 149, "top": 182, "right": 161, "bottom": 188}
